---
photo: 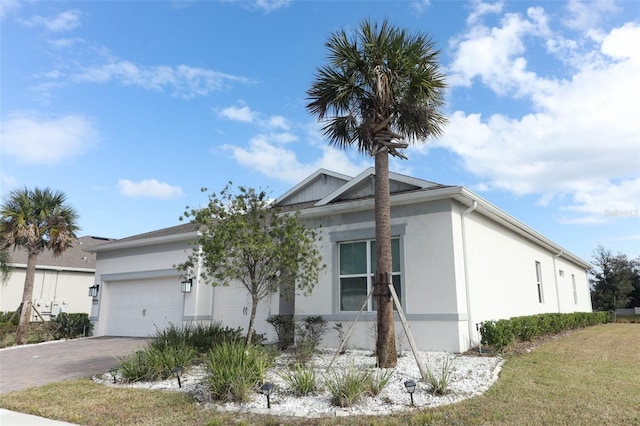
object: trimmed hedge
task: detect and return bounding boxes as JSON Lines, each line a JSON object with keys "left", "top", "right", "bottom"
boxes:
{"left": 480, "top": 312, "right": 611, "bottom": 351}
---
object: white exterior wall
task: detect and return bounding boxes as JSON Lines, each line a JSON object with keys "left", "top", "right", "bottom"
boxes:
{"left": 91, "top": 239, "right": 277, "bottom": 340}
{"left": 297, "top": 200, "right": 468, "bottom": 353}
{"left": 460, "top": 206, "right": 592, "bottom": 347}
{"left": 1, "top": 267, "right": 94, "bottom": 319}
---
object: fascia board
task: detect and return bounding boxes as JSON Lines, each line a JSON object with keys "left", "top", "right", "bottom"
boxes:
{"left": 455, "top": 188, "right": 591, "bottom": 269}
{"left": 85, "top": 232, "right": 198, "bottom": 253}
{"left": 9, "top": 263, "right": 95, "bottom": 273}
{"left": 315, "top": 167, "right": 376, "bottom": 206}
{"left": 274, "top": 168, "right": 353, "bottom": 205}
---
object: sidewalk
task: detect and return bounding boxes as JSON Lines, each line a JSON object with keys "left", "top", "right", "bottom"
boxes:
{"left": 0, "top": 409, "right": 78, "bottom": 425}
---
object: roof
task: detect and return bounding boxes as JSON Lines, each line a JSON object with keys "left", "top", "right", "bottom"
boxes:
{"left": 88, "top": 222, "right": 201, "bottom": 253}
{"left": 8, "top": 236, "right": 113, "bottom": 271}
{"left": 274, "top": 168, "right": 591, "bottom": 270}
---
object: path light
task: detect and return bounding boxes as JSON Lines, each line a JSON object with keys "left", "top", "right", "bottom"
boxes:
{"left": 404, "top": 379, "right": 416, "bottom": 406}
{"left": 260, "top": 383, "right": 274, "bottom": 409}
{"left": 171, "top": 366, "right": 183, "bottom": 388}
{"left": 109, "top": 368, "right": 118, "bottom": 384}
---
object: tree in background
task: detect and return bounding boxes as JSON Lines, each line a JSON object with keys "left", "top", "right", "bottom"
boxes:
{"left": 178, "top": 184, "right": 324, "bottom": 345}
{"left": 590, "top": 245, "right": 635, "bottom": 311}
{"left": 307, "top": 19, "right": 447, "bottom": 367}
{"left": 0, "top": 187, "right": 80, "bottom": 345}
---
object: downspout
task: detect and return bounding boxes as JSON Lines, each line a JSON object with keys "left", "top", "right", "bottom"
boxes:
{"left": 461, "top": 200, "right": 477, "bottom": 348}
{"left": 553, "top": 251, "right": 563, "bottom": 313}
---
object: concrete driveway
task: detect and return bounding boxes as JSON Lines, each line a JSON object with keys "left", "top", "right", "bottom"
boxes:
{"left": 0, "top": 337, "right": 148, "bottom": 394}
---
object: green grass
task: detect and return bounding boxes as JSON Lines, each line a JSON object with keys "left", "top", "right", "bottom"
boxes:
{"left": 1, "top": 323, "right": 638, "bottom": 425}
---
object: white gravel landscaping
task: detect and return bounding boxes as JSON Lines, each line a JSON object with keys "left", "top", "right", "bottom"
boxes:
{"left": 93, "top": 348, "right": 503, "bottom": 418}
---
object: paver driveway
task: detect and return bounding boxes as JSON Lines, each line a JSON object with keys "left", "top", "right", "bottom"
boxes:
{"left": 0, "top": 337, "right": 148, "bottom": 394}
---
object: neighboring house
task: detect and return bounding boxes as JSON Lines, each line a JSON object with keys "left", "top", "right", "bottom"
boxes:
{"left": 0, "top": 236, "right": 111, "bottom": 320}
{"left": 89, "top": 168, "right": 593, "bottom": 353}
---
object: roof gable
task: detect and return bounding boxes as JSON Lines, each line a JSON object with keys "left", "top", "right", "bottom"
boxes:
{"left": 316, "top": 167, "right": 443, "bottom": 206}
{"left": 274, "top": 169, "right": 353, "bottom": 207}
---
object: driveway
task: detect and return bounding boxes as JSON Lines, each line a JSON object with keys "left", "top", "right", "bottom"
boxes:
{"left": 0, "top": 337, "right": 148, "bottom": 394}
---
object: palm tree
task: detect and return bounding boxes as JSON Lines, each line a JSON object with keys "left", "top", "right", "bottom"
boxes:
{"left": 0, "top": 244, "right": 11, "bottom": 283}
{"left": 307, "top": 19, "right": 447, "bottom": 368}
{"left": 0, "top": 187, "right": 80, "bottom": 345}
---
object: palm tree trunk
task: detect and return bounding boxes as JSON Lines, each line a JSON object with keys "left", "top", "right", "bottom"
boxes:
{"left": 15, "top": 252, "right": 37, "bottom": 345}
{"left": 375, "top": 149, "right": 397, "bottom": 368}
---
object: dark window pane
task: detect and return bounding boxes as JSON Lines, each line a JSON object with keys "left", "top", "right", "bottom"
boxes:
{"left": 340, "top": 277, "right": 368, "bottom": 311}
{"left": 340, "top": 242, "right": 367, "bottom": 275}
{"left": 372, "top": 275, "right": 402, "bottom": 311}
{"left": 371, "top": 238, "right": 400, "bottom": 274}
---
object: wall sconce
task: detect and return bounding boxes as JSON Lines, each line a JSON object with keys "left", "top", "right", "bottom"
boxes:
{"left": 88, "top": 285, "right": 100, "bottom": 297}
{"left": 260, "top": 383, "right": 274, "bottom": 409}
{"left": 404, "top": 379, "right": 416, "bottom": 406}
{"left": 181, "top": 278, "right": 192, "bottom": 293}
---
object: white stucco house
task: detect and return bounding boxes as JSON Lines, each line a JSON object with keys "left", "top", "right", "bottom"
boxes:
{"left": 88, "top": 168, "right": 592, "bottom": 353}
{"left": 1, "top": 236, "right": 110, "bottom": 320}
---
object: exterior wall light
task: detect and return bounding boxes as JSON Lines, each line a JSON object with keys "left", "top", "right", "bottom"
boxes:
{"left": 260, "top": 383, "right": 274, "bottom": 408}
{"left": 180, "top": 278, "right": 192, "bottom": 293}
{"left": 88, "top": 285, "right": 100, "bottom": 297}
{"left": 404, "top": 379, "right": 416, "bottom": 406}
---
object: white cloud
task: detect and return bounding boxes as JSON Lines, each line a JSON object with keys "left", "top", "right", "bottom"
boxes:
{"left": 1, "top": 173, "right": 18, "bottom": 189}
{"left": 412, "top": 0, "right": 431, "bottom": 16}
{"left": 563, "top": 0, "right": 618, "bottom": 33}
{"left": 0, "top": 0, "right": 20, "bottom": 19}
{"left": 23, "top": 10, "right": 82, "bottom": 32}
{"left": 219, "top": 106, "right": 255, "bottom": 123}
{"left": 0, "top": 112, "right": 97, "bottom": 164}
{"left": 117, "top": 179, "right": 184, "bottom": 199}
{"left": 442, "top": 10, "right": 640, "bottom": 224}
{"left": 223, "top": 133, "right": 368, "bottom": 184}
{"left": 252, "top": 0, "right": 290, "bottom": 13}
{"left": 466, "top": 0, "right": 504, "bottom": 25}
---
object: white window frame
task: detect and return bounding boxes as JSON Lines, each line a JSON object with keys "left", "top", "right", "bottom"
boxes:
{"left": 338, "top": 238, "right": 401, "bottom": 312}
{"left": 535, "top": 261, "right": 544, "bottom": 303}
{"left": 572, "top": 274, "right": 578, "bottom": 305}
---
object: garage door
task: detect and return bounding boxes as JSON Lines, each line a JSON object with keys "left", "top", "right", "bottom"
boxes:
{"left": 102, "top": 277, "right": 184, "bottom": 337}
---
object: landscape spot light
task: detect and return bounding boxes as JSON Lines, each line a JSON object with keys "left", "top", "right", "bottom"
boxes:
{"left": 404, "top": 379, "right": 416, "bottom": 406}
{"left": 109, "top": 368, "right": 118, "bottom": 384}
{"left": 171, "top": 366, "right": 183, "bottom": 388}
{"left": 260, "top": 383, "right": 274, "bottom": 409}
{"left": 181, "top": 278, "right": 192, "bottom": 293}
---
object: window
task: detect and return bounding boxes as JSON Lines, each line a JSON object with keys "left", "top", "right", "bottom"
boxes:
{"left": 339, "top": 238, "right": 401, "bottom": 311}
{"left": 572, "top": 274, "right": 578, "bottom": 305}
{"left": 535, "top": 261, "right": 544, "bottom": 303}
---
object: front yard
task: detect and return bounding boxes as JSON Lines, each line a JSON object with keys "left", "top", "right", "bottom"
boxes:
{"left": 0, "top": 323, "right": 638, "bottom": 425}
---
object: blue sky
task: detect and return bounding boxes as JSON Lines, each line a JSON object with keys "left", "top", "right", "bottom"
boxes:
{"left": 1, "top": 0, "right": 638, "bottom": 262}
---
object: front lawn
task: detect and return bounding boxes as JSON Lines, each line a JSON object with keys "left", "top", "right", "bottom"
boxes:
{"left": 0, "top": 323, "right": 638, "bottom": 425}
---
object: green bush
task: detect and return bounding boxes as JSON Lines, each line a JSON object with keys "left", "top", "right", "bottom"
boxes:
{"left": 205, "top": 340, "right": 274, "bottom": 402}
{"left": 0, "top": 311, "right": 20, "bottom": 325}
{"left": 149, "top": 322, "right": 244, "bottom": 355}
{"left": 278, "top": 363, "right": 319, "bottom": 396}
{"left": 267, "top": 314, "right": 295, "bottom": 350}
{"left": 293, "top": 315, "right": 328, "bottom": 364}
{"left": 480, "top": 312, "right": 611, "bottom": 351}
{"left": 324, "top": 363, "right": 391, "bottom": 407}
{"left": 52, "top": 313, "right": 92, "bottom": 339}
{"left": 424, "top": 355, "right": 456, "bottom": 395}
{"left": 117, "top": 346, "right": 196, "bottom": 382}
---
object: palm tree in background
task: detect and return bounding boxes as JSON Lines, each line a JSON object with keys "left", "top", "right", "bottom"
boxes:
{"left": 307, "top": 19, "right": 447, "bottom": 368}
{"left": 0, "top": 244, "right": 11, "bottom": 283}
{"left": 0, "top": 187, "right": 80, "bottom": 345}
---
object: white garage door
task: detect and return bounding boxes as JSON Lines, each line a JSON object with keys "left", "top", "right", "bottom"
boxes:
{"left": 102, "top": 277, "right": 184, "bottom": 337}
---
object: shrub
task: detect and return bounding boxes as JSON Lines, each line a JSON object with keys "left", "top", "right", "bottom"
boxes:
{"left": 117, "top": 346, "right": 196, "bottom": 382}
{"left": 267, "top": 314, "right": 295, "bottom": 350}
{"left": 293, "top": 315, "right": 328, "bottom": 364}
{"left": 278, "top": 363, "right": 319, "bottom": 396}
{"left": 149, "top": 322, "right": 244, "bottom": 355}
{"left": 424, "top": 355, "right": 456, "bottom": 395}
{"left": 205, "top": 341, "right": 274, "bottom": 403}
{"left": 480, "top": 312, "right": 611, "bottom": 351}
{"left": 0, "top": 311, "right": 20, "bottom": 325}
{"left": 324, "top": 363, "right": 391, "bottom": 407}
{"left": 52, "top": 313, "right": 92, "bottom": 339}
